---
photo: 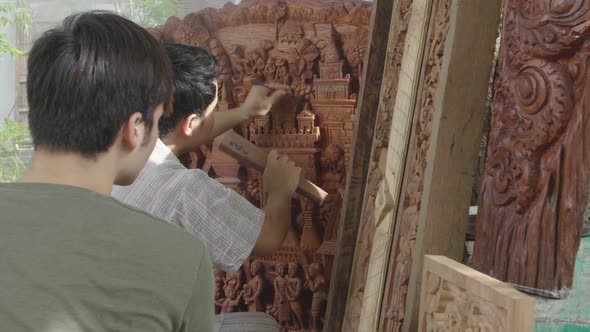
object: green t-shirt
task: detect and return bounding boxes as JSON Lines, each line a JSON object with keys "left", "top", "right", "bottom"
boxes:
{"left": 0, "top": 183, "right": 214, "bottom": 332}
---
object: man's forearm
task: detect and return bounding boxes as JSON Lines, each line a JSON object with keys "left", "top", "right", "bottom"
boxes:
{"left": 252, "top": 193, "right": 292, "bottom": 256}
{"left": 205, "top": 107, "right": 250, "bottom": 143}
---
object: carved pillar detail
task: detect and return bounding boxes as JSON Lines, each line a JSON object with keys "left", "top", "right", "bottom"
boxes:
{"left": 472, "top": 0, "right": 590, "bottom": 297}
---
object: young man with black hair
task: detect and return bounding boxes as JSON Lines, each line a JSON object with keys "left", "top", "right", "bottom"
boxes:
{"left": 0, "top": 12, "right": 214, "bottom": 331}
{"left": 112, "top": 44, "right": 301, "bottom": 330}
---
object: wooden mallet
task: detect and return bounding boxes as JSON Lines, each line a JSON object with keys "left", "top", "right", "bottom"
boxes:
{"left": 213, "top": 130, "right": 328, "bottom": 205}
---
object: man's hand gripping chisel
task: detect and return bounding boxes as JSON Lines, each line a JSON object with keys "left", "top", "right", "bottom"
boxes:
{"left": 213, "top": 130, "right": 328, "bottom": 205}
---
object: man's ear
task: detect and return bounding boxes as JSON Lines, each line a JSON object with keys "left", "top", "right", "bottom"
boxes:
{"left": 120, "top": 112, "right": 145, "bottom": 150}
{"left": 182, "top": 113, "right": 201, "bottom": 136}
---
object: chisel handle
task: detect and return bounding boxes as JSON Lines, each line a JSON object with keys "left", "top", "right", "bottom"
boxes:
{"left": 214, "top": 130, "right": 328, "bottom": 205}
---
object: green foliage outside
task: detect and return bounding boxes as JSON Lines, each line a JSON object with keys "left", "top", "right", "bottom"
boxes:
{"left": 117, "top": 0, "right": 180, "bottom": 27}
{"left": 0, "top": 120, "right": 29, "bottom": 182}
{"left": 0, "top": 1, "right": 31, "bottom": 181}
{"left": 0, "top": 0, "right": 30, "bottom": 56}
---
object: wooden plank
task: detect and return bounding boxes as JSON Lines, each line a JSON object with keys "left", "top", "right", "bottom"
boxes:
{"left": 343, "top": 0, "right": 433, "bottom": 330}
{"left": 323, "top": 0, "right": 395, "bottom": 330}
{"left": 403, "top": 0, "right": 502, "bottom": 330}
{"left": 420, "top": 255, "right": 535, "bottom": 331}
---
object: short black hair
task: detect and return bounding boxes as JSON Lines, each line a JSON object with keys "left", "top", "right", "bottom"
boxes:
{"left": 159, "top": 43, "right": 218, "bottom": 138}
{"left": 27, "top": 11, "right": 173, "bottom": 156}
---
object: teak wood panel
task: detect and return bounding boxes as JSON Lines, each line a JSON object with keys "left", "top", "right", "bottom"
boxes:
{"left": 150, "top": 1, "right": 373, "bottom": 331}
{"left": 420, "top": 255, "right": 534, "bottom": 332}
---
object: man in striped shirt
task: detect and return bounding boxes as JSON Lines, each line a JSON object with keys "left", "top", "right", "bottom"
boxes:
{"left": 112, "top": 43, "right": 301, "bottom": 331}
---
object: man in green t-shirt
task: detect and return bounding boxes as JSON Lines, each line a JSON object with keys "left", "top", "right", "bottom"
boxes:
{"left": 0, "top": 11, "right": 214, "bottom": 331}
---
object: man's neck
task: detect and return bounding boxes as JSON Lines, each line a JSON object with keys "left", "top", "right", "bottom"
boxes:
{"left": 161, "top": 135, "right": 185, "bottom": 158}
{"left": 18, "top": 149, "right": 117, "bottom": 196}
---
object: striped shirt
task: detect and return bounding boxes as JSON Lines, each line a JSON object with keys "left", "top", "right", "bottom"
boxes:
{"left": 112, "top": 139, "right": 264, "bottom": 273}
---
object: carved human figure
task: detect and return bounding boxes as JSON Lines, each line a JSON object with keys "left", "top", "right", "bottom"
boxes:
{"left": 275, "top": 59, "right": 290, "bottom": 85}
{"left": 316, "top": 144, "right": 346, "bottom": 243}
{"left": 319, "top": 144, "right": 346, "bottom": 183}
{"left": 220, "top": 285, "right": 243, "bottom": 313}
{"left": 305, "top": 262, "right": 327, "bottom": 332}
{"left": 320, "top": 193, "right": 343, "bottom": 241}
{"left": 243, "top": 260, "right": 265, "bottom": 312}
{"left": 269, "top": 1, "right": 287, "bottom": 24}
{"left": 264, "top": 58, "right": 277, "bottom": 82}
{"left": 286, "top": 262, "right": 305, "bottom": 330}
{"left": 214, "top": 269, "right": 226, "bottom": 314}
{"left": 210, "top": 43, "right": 235, "bottom": 105}
{"left": 343, "top": 27, "right": 369, "bottom": 81}
{"left": 254, "top": 52, "right": 267, "bottom": 80}
{"left": 266, "top": 303, "right": 278, "bottom": 319}
{"left": 243, "top": 281, "right": 253, "bottom": 295}
{"left": 273, "top": 262, "right": 291, "bottom": 331}
{"left": 299, "top": 197, "right": 321, "bottom": 251}
{"left": 248, "top": 121, "right": 256, "bottom": 136}
{"left": 319, "top": 144, "right": 346, "bottom": 208}
{"left": 225, "top": 269, "right": 243, "bottom": 293}
{"left": 292, "top": 80, "right": 312, "bottom": 99}
{"left": 242, "top": 56, "right": 254, "bottom": 75}
{"left": 229, "top": 44, "right": 246, "bottom": 79}
{"left": 297, "top": 38, "right": 320, "bottom": 80}
{"left": 246, "top": 176, "right": 261, "bottom": 206}
{"left": 242, "top": 50, "right": 265, "bottom": 82}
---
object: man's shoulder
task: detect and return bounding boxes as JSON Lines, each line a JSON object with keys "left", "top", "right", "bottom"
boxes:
{"left": 136, "top": 161, "right": 219, "bottom": 194}
{"left": 107, "top": 200, "right": 210, "bottom": 279}
{"left": 0, "top": 182, "right": 208, "bottom": 263}
{"left": 118, "top": 158, "right": 209, "bottom": 188}
{"left": 112, "top": 162, "right": 216, "bottom": 204}
{"left": 112, "top": 200, "right": 207, "bottom": 252}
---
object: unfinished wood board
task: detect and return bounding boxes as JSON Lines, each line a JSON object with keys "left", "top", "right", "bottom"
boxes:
{"left": 472, "top": 0, "right": 590, "bottom": 298}
{"left": 324, "top": 0, "right": 394, "bottom": 330}
{"left": 420, "top": 255, "right": 534, "bottom": 332}
{"left": 403, "top": 0, "right": 502, "bottom": 330}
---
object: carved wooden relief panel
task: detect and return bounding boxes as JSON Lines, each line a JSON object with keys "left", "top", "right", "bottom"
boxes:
{"left": 420, "top": 256, "right": 534, "bottom": 332}
{"left": 423, "top": 274, "right": 507, "bottom": 331}
{"left": 472, "top": 0, "right": 590, "bottom": 297}
{"left": 149, "top": 0, "right": 371, "bottom": 330}
{"left": 379, "top": 0, "right": 452, "bottom": 330}
{"left": 343, "top": 0, "right": 415, "bottom": 330}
